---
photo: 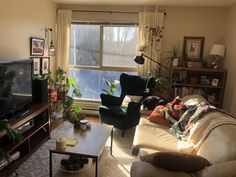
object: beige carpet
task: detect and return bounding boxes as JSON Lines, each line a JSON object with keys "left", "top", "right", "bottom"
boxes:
{"left": 10, "top": 122, "right": 137, "bottom": 177}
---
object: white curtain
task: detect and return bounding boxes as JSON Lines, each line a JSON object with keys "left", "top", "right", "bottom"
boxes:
{"left": 56, "top": 9, "right": 72, "bottom": 71}
{"left": 138, "top": 12, "right": 165, "bottom": 76}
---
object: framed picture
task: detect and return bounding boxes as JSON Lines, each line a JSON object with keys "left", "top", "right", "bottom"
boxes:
{"left": 212, "top": 79, "right": 219, "bottom": 86}
{"left": 32, "top": 58, "right": 41, "bottom": 75}
{"left": 30, "top": 37, "right": 45, "bottom": 56}
{"left": 183, "top": 36, "right": 205, "bottom": 61}
{"left": 41, "top": 57, "right": 50, "bottom": 74}
{"left": 201, "top": 79, "right": 210, "bottom": 85}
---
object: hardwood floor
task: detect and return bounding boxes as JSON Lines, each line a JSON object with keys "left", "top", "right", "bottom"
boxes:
{"left": 51, "top": 115, "right": 100, "bottom": 130}
{"left": 86, "top": 115, "right": 101, "bottom": 124}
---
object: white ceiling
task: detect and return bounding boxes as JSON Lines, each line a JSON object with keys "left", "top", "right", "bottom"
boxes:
{"left": 52, "top": 0, "right": 236, "bottom": 7}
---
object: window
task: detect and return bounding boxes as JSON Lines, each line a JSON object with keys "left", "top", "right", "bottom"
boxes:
{"left": 69, "top": 24, "right": 138, "bottom": 101}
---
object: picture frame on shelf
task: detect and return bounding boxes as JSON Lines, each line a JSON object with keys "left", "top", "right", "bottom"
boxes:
{"left": 41, "top": 57, "right": 50, "bottom": 75}
{"left": 31, "top": 57, "right": 41, "bottom": 75}
{"left": 30, "top": 37, "right": 45, "bottom": 56}
{"left": 212, "top": 79, "right": 219, "bottom": 86}
{"left": 183, "top": 36, "right": 205, "bottom": 61}
{"left": 201, "top": 78, "right": 210, "bottom": 85}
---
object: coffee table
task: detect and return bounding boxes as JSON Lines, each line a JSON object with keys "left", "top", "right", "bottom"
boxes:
{"left": 49, "top": 122, "right": 113, "bottom": 177}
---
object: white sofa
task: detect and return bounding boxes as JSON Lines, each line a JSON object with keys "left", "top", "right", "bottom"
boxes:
{"left": 131, "top": 95, "right": 236, "bottom": 177}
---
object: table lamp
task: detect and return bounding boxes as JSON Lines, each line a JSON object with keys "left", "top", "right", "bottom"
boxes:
{"left": 209, "top": 44, "right": 225, "bottom": 68}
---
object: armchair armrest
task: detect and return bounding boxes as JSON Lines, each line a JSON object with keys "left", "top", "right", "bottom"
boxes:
{"left": 127, "top": 102, "right": 142, "bottom": 115}
{"left": 127, "top": 102, "right": 142, "bottom": 124}
{"left": 100, "top": 93, "right": 122, "bottom": 106}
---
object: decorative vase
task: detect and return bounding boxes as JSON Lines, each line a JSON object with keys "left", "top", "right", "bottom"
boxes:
{"left": 172, "top": 58, "right": 179, "bottom": 66}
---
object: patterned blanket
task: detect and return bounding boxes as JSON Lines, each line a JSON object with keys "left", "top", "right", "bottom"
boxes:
{"left": 170, "top": 102, "right": 236, "bottom": 154}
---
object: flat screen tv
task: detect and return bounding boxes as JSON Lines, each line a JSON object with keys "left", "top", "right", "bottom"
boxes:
{"left": 0, "top": 59, "right": 33, "bottom": 119}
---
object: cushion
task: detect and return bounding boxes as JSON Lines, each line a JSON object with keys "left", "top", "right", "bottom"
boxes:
{"left": 142, "top": 96, "right": 166, "bottom": 110}
{"left": 148, "top": 105, "right": 169, "bottom": 126}
{"left": 122, "top": 95, "right": 142, "bottom": 107}
{"left": 166, "top": 96, "right": 187, "bottom": 121}
{"left": 140, "top": 105, "right": 153, "bottom": 116}
{"left": 140, "top": 152, "right": 211, "bottom": 172}
{"left": 181, "top": 94, "right": 208, "bottom": 106}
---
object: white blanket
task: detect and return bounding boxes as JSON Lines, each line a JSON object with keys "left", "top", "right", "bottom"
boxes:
{"left": 177, "top": 112, "right": 236, "bottom": 154}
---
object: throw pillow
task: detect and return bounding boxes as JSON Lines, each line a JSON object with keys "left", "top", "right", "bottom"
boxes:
{"left": 140, "top": 152, "right": 211, "bottom": 172}
{"left": 122, "top": 95, "right": 142, "bottom": 107}
{"left": 142, "top": 96, "right": 167, "bottom": 110}
{"left": 148, "top": 105, "right": 169, "bottom": 126}
{"left": 181, "top": 94, "right": 208, "bottom": 106}
{"left": 140, "top": 105, "right": 153, "bottom": 116}
{"left": 166, "top": 96, "right": 187, "bottom": 121}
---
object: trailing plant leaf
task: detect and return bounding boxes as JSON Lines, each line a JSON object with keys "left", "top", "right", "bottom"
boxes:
{"left": 0, "top": 148, "right": 10, "bottom": 162}
{"left": 0, "top": 119, "right": 22, "bottom": 162}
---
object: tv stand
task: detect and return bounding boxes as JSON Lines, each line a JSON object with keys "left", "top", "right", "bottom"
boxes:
{"left": 15, "top": 108, "right": 30, "bottom": 119}
{"left": 0, "top": 103, "right": 50, "bottom": 177}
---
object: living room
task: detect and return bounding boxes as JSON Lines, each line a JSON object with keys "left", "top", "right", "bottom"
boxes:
{"left": 1, "top": 0, "right": 236, "bottom": 177}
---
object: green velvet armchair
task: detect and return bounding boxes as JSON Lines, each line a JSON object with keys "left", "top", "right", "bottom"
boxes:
{"left": 99, "top": 73, "right": 155, "bottom": 136}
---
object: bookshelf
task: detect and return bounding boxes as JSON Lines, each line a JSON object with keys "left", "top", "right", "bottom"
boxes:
{"left": 171, "top": 66, "right": 227, "bottom": 108}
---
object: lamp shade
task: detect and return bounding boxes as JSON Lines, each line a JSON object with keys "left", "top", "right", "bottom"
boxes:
{"left": 209, "top": 44, "right": 225, "bottom": 58}
{"left": 134, "top": 55, "right": 145, "bottom": 64}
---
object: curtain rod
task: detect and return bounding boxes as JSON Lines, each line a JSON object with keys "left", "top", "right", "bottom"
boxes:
{"left": 72, "top": 10, "right": 138, "bottom": 14}
{"left": 71, "top": 9, "right": 167, "bottom": 15}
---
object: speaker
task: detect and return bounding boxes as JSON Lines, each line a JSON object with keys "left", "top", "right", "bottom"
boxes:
{"left": 32, "top": 79, "right": 48, "bottom": 103}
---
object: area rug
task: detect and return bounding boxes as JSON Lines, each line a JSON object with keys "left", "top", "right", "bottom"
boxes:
{"left": 10, "top": 122, "right": 137, "bottom": 177}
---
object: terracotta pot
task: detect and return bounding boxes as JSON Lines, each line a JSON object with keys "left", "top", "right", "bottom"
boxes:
{"left": 50, "top": 91, "right": 57, "bottom": 102}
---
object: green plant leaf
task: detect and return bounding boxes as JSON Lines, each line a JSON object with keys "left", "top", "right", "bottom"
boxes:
{"left": 103, "top": 78, "right": 111, "bottom": 87}
{"left": 74, "top": 105, "right": 82, "bottom": 114}
{"left": 68, "top": 78, "right": 75, "bottom": 87}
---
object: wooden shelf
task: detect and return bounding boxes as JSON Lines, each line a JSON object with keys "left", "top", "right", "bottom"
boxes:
{"left": 172, "top": 66, "right": 226, "bottom": 73}
{"left": 0, "top": 103, "right": 51, "bottom": 177}
{"left": 171, "top": 67, "right": 227, "bottom": 108}
{"left": 174, "top": 83, "right": 223, "bottom": 89}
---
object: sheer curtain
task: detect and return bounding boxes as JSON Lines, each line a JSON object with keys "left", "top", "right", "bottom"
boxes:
{"left": 138, "top": 11, "right": 165, "bottom": 76}
{"left": 56, "top": 9, "right": 72, "bottom": 71}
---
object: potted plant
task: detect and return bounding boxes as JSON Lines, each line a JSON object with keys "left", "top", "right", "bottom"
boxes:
{"left": 64, "top": 77, "right": 82, "bottom": 120}
{"left": 161, "top": 45, "right": 180, "bottom": 67}
{"left": 138, "top": 42, "right": 148, "bottom": 52}
{"left": 46, "top": 67, "right": 83, "bottom": 121}
{"left": 102, "top": 78, "right": 120, "bottom": 96}
{"left": 153, "top": 71, "right": 173, "bottom": 101}
{"left": 0, "top": 119, "right": 22, "bottom": 165}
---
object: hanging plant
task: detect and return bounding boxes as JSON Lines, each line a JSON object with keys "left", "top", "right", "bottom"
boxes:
{"left": 145, "top": 25, "right": 165, "bottom": 55}
{"left": 138, "top": 41, "right": 149, "bottom": 52}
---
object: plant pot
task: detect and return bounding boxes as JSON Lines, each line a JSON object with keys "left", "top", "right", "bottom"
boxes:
{"left": 74, "top": 120, "right": 80, "bottom": 129}
{"left": 172, "top": 58, "right": 179, "bottom": 66}
{"left": 50, "top": 91, "right": 57, "bottom": 102}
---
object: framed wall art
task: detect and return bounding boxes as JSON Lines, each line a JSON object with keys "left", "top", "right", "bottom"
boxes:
{"left": 183, "top": 36, "right": 205, "bottom": 61}
{"left": 41, "top": 57, "right": 50, "bottom": 75}
{"left": 32, "top": 57, "right": 41, "bottom": 75}
{"left": 212, "top": 79, "right": 219, "bottom": 86}
{"left": 30, "top": 37, "right": 45, "bottom": 56}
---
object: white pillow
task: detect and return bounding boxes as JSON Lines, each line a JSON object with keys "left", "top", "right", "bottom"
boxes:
{"left": 181, "top": 94, "right": 208, "bottom": 106}
{"left": 122, "top": 95, "right": 142, "bottom": 107}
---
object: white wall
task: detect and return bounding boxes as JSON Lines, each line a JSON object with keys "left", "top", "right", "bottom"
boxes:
{"left": 223, "top": 3, "right": 236, "bottom": 116}
{"left": 161, "top": 6, "right": 227, "bottom": 60}
{"left": 0, "top": 0, "right": 57, "bottom": 62}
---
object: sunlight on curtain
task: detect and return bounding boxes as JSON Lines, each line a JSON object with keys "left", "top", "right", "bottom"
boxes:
{"left": 138, "top": 10, "right": 165, "bottom": 76}
{"left": 56, "top": 9, "right": 72, "bottom": 71}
